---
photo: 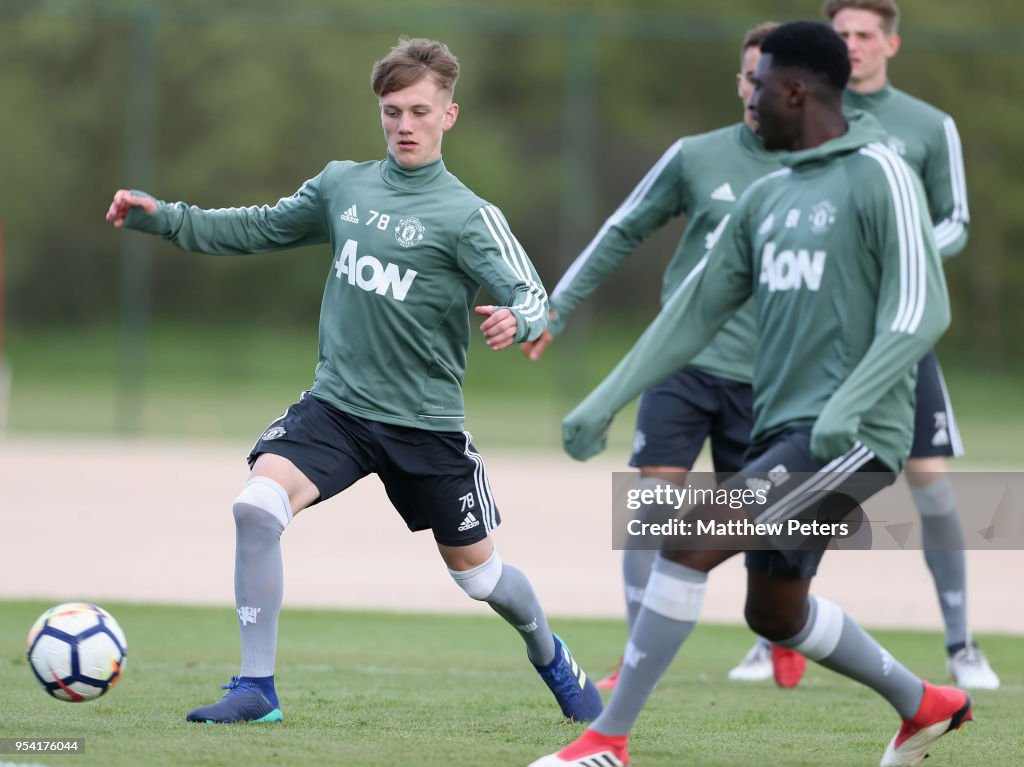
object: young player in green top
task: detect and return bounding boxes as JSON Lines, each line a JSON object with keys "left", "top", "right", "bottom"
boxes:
{"left": 106, "top": 37, "right": 602, "bottom": 726}
{"left": 531, "top": 22, "right": 971, "bottom": 767}
{"left": 821, "top": 0, "right": 998, "bottom": 690}
{"left": 523, "top": 22, "right": 807, "bottom": 689}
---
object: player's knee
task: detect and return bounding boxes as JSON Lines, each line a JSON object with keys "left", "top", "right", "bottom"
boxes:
{"left": 744, "top": 602, "right": 802, "bottom": 641}
{"left": 233, "top": 476, "right": 293, "bottom": 535}
{"left": 780, "top": 596, "right": 845, "bottom": 660}
{"left": 909, "top": 476, "right": 956, "bottom": 518}
{"left": 449, "top": 549, "right": 503, "bottom": 601}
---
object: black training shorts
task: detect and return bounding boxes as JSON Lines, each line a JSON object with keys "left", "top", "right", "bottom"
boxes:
{"left": 629, "top": 366, "right": 753, "bottom": 477}
{"left": 247, "top": 393, "right": 500, "bottom": 546}
{"left": 729, "top": 428, "right": 896, "bottom": 579}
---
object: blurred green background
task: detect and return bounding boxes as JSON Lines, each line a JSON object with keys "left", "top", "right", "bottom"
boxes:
{"left": 1, "top": 0, "right": 1021, "bottom": 458}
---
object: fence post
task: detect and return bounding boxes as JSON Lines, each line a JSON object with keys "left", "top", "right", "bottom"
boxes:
{"left": 116, "top": 4, "right": 160, "bottom": 434}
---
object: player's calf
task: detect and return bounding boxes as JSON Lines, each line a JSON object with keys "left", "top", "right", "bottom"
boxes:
{"left": 449, "top": 550, "right": 602, "bottom": 721}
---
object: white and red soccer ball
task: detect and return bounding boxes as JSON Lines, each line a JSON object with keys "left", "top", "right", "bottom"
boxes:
{"left": 26, "top": 602, "right": 127, "bottom": 701}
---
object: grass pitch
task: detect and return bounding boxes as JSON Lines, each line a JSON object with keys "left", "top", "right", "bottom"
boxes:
{"left": 1, "top": 602, "right": 1021, "bottom": 766}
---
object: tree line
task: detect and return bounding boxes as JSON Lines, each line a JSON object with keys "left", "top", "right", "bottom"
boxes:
{"left": 2, "top": 0, "right": 1021, "bottom": 368}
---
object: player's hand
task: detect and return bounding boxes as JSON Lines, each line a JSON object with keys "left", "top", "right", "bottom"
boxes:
{"left": 474, "top": 305, "right": 517, "bottom": 351}
{"left": 521, "top": 308, "right": 558, "bottom": 361}
{"left": 562, "top": 400, "right": 613, "bottom": 461}
{"left": 810, "top": 404, "right": 860, "bottom": 462}
{"left": 105, "top": 189, "right": 157, "bottom": 228}
{"left": 521, "top": 329, "right": 554, "bottom": 361}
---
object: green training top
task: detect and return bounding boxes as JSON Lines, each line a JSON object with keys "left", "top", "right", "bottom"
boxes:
{"left": 844, "top": 84, "right": 969, "bottom": 258}
{"left": 564, "top": 112, "right": 951, "bottom": 472}
{"left": 125, "top": 154, "right": 548, "bottom": 433}
{"left": 549, "top": 123, "right": 779, "bottom": 383}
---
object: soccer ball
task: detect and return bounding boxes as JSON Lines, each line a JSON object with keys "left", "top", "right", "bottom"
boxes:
{"left": 26, "top": 603, "right": 127, "bottom": 701}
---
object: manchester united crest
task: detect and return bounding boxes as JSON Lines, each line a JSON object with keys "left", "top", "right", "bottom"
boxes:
{"left": 809, "top": 200, "right": 837, "bottom": 234}
{"left": 394, "top": 216, "right": 426, "bottom": 248}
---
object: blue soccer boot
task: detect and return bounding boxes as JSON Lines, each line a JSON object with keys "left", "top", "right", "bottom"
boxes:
{"left": 186, "top": 676, "right": 283, "bottom": 724}
{"left": 534, "top": 635, "right": 603, "bottom": 722}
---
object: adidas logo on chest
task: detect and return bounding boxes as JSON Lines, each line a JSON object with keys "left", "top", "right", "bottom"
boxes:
{"left": 711, "top": 183, "right": 736, "bottom": 202}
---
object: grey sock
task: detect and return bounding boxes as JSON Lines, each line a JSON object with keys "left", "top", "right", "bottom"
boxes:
{"left": 777, "top": 595, "right": 923, "bottom": 719}
{"left": 623, "top": 548, "right": 657, "bottom": 632}
{"left": 234, "top": 478, "right": 290, "bottom": 678}
{"left": 594, "top": 557, "right": 707, "bottom": 736}
{"left": 912, "top": 479, "right": 969, "bottom": 649}
{"left": 486, "top": 564, "right": 556, "bottom": 666}
{"left": 623, "top": 479, "right": 681, "bottom": 632}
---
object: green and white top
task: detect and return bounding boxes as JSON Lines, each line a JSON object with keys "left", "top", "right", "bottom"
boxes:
{"left": 127, "top": 154, "right": 548, "bottom": 432}
{"left": 844, "top": 83, "right": 969, "bottom": 258}
{"left": 549, "top": 123, "right": 780, "bottom": 384}
{"left": 567, "top": 112, "right": 951, "bottom": 471}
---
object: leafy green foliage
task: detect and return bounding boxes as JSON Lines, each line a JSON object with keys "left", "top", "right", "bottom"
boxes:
{"left": 1, "top": 1, "right": 1023, "bottom": 366}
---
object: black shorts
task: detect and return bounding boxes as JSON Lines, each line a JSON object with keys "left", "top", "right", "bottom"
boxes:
{"left": 247, "top": 393, "right": 500, "bottom": 546}
{"left": 629, "top": 366, "right": 753, "bottom": 476}
{"left": 726, "top": 428, "right": 896, "bottom": 579}
{"left": 911, "top": 350, "right": 963, "bottom": 458}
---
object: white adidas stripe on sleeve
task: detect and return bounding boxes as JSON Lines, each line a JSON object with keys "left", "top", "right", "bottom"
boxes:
{"left": 860, "top": 144, "right": 928, "bottom": 334}
{"left": 552, "top": 139, "right": 684, "bottom": 299}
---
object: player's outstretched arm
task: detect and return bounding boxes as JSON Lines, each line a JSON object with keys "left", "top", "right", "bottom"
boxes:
{"left": 563, "top": 222, "right": 753, "bottom": 461}
{"left": 543, "top": 140, "right": 685, "bottom": 344}
{"left": 105, "top": 189, "right": 157, "bottom": 228}
{"left": 105, "top": 170, "right": 331, "bottom": 256}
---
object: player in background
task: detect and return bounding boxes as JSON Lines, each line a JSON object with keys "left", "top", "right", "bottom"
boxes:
{"left": 820, "top": 0, "right": 998, "bottom": 690}
{"left": 106, "top": 38, "right": 602, "bottom": 726}
{"left": 531, "top": 21, "right": 971, "bottom": 767}
{"left": 522, "top": 22, "right": 807, "bottom": 689}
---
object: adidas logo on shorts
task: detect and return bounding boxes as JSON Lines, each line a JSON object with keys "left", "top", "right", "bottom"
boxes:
{"left": 457, "top": 512, "right": 480, "bottom": 532}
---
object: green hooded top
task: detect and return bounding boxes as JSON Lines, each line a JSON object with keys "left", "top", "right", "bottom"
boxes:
{"left": 548, "top": 123, "right": 780, "bottom": 384}
{"left": 563, "top": 112, "right": 950, "bottom": 472}
{"left": 844, "top": 84, "right": 969, "bottom": 258}
{"left": 126, "top": 155, "right": 548, "bottom": 432}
